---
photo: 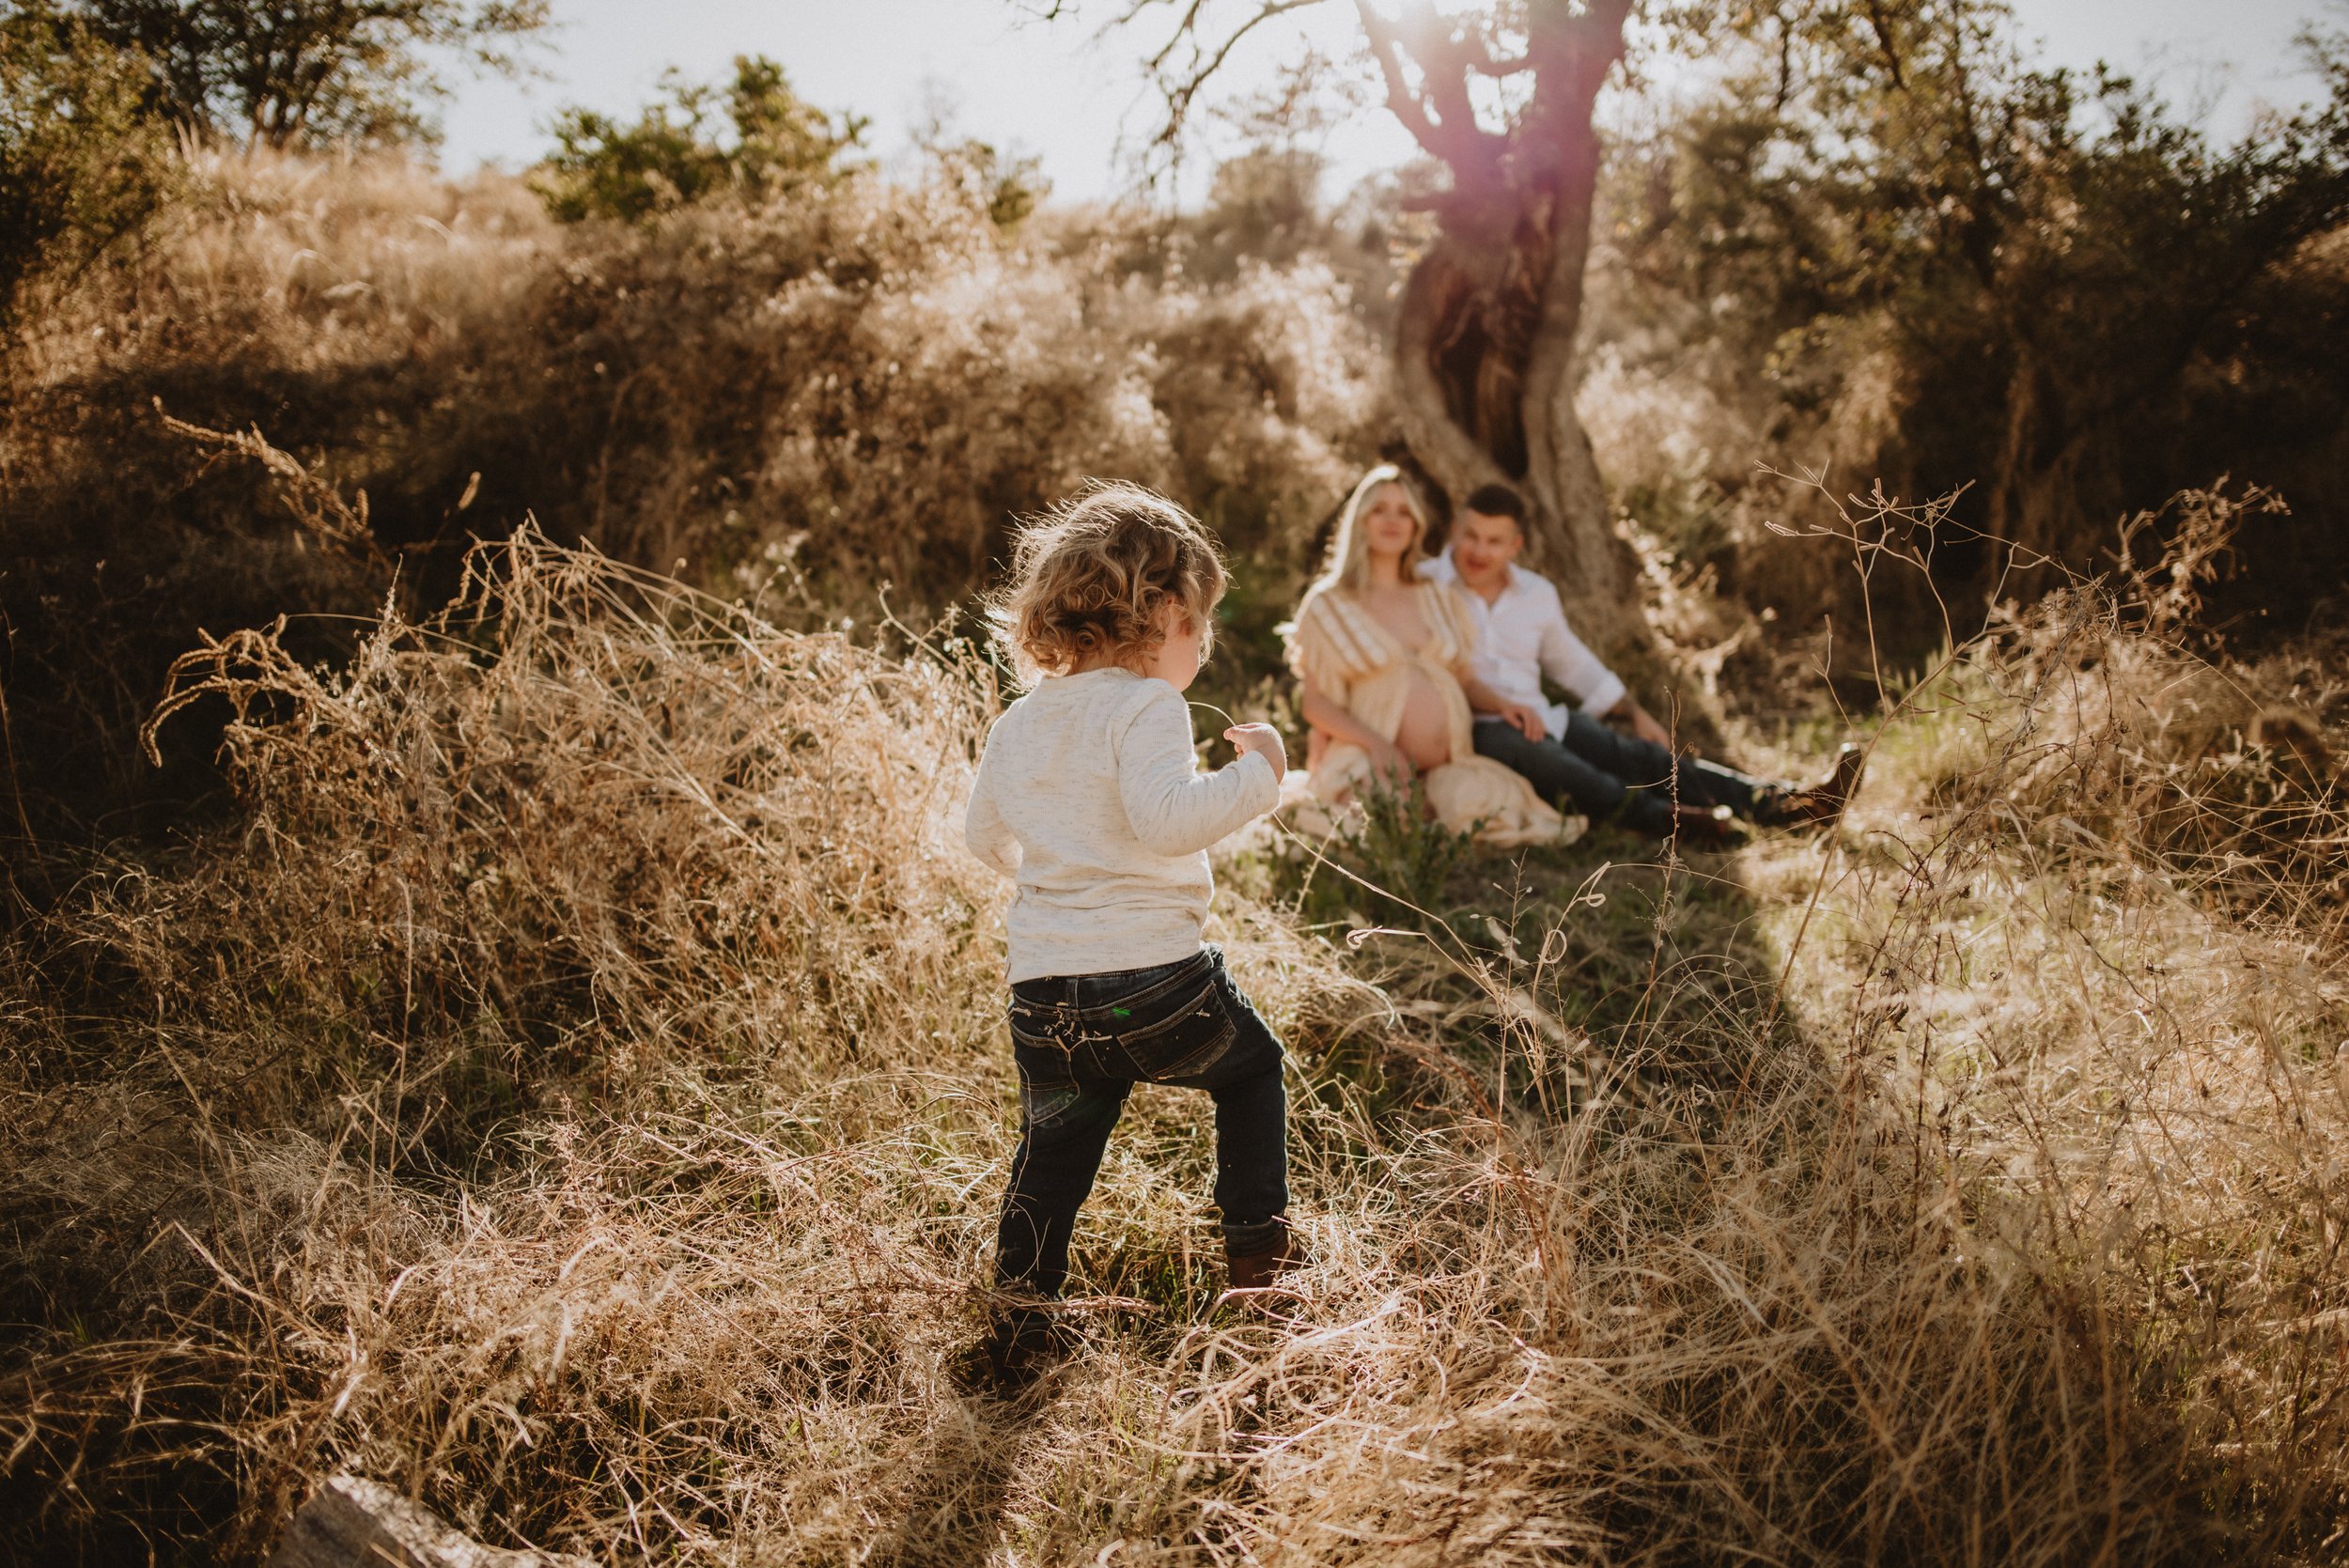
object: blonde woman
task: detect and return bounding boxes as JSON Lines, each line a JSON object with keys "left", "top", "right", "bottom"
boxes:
{"left": 1284, "top": 466, "right": 1574, "bottom": 847}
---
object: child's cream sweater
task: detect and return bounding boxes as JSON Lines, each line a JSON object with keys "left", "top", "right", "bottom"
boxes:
{"left": 962, "top": 667, "right": 1279, "bottom": 984}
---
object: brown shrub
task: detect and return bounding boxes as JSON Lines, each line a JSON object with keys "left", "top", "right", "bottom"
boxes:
{"left": 0, "top": 147, "right": 1388, "bottom": 843}
{"left": 4, "top": 524, "right": 2346, "bottom": 1561}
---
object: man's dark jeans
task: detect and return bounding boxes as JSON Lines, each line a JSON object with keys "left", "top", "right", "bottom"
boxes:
{"left": 995, "top": 945, "right": 1286, "bottom": 1302}
{"left": 1472, "top": 709, "right": 1768, "bottom": 836}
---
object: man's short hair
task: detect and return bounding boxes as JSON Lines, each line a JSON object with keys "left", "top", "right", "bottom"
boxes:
{"left": 1462, "top": 483, "right": 1528, "bottom": 524}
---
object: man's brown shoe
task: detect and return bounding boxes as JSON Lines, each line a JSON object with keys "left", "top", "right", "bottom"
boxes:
{"left": 1755, "top": 743, "right": 1866, "bottom": 828}
{"left": 1670, "top": 802, "right": 1745, "bottom": 846}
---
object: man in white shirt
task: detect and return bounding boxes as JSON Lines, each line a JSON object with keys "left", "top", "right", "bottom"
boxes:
{"left": 1420, "top": 484, "right": 1859, "bottom": 838}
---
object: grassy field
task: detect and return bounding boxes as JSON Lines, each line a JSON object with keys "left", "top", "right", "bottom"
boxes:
{"left": 4, "top": 511, "right": 2343, "bottom": 1563}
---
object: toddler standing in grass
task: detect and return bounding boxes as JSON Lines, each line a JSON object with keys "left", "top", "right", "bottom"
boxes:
{"left": 961, "top": 482, "right": 1298, "bottom": 1383}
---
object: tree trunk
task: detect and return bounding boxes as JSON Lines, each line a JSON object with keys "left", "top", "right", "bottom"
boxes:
{"left": 1517, "top": 51, "right": 1635, "bottom": 655}
{"left": 1392, "top": 241, "right": 1512, "bottom": 509}
{"left": 1983, "top": 347, "right": 2090, "bottom": 600}
{"left": 1384, "top": 0, "right": 1641, "bottom": 655}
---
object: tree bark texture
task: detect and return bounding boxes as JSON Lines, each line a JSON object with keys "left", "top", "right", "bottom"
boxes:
{"left": 1371, "top": 0, "right": 1640, "bottom": 653}
{"left": 1982, "top": 346, "right": 2095, "bottom": 600}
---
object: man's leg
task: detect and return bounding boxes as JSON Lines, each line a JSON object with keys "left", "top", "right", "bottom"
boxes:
{"left": 1471, "top": 717, "right": 1677, "bottom": 835}
{"left": 1554, "top": 710, "right": 1774, "bottom": 819}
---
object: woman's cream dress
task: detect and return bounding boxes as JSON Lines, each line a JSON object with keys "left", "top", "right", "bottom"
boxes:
{"left": 1283, "top": 582, "right": 1578, "bottom": 848}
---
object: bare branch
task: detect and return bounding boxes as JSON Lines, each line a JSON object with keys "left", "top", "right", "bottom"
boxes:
{"left": 1470, "top": 49, "right": 1536, "bottom": 78}
{"left": 1401, "top": 2, "right": 1489, "bottom": 149}
{"left": 1355, "top": 0, "right": 1443, "bottom": 151}
{"left": 1863, "top": 0, "right": 1908, "bottom": 89}
{"left": 1145, "top": 0, "right": 1330, "bottom": 143}
{"left": 1352, "top": 0, "right": 1507, "bottom": 178}
{"left": 1143, "top": 0, "right": 1215, "bottom": 72}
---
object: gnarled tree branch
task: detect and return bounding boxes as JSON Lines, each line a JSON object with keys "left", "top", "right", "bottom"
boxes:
{"left": 1392, "top": 240, "right": 1513, "bottom": 508}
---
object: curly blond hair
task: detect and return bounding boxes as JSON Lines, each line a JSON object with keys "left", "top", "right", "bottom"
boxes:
{"left": 992, "top": 482, "right": 1227, "bottom": 680}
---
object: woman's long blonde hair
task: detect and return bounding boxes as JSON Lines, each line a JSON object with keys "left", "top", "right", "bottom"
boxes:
{"left": 1307, "top": 465, "right": 1433, "bottom": 599}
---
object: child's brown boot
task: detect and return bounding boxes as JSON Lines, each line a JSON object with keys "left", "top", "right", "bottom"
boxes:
{"left": 1223, "top": 1215, "right": 1305, "bottom": 1294}
{"left": 951, "top": 1303, "right": 1070, "bottom": 1395}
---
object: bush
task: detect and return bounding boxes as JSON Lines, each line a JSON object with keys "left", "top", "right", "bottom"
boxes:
{"left": 54, "top": 0, "right": 551, "bottom": 147}
{"left": 534, "top": 54, "right": 866, "bottom": 225}
{"left": 1583, "top": 10, "right": 2349, "bottom": 659}
{"left": 0, "top": 145, "right": 1389, "bottom": 842}
{"left": 920, "top": 134, "right": 1049, "bottom": 229}
{"left": 0, "top": 8, "right": 178, "bottom": 321}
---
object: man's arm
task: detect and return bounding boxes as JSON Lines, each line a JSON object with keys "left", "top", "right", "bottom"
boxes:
{"left": 1614, "top": 696, "right": 1675, "bottom": 750}
{"left": 1532, "top": 582, "right": 1627, "bottom": 718}
{"left": 1531, "top": 583, "right": 1675, "bottom": 744}
{"left": 1456, "top": 670, "right": 1545, "bottom": 740}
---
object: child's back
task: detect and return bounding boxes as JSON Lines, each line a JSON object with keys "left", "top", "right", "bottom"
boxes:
{"left": 964, "top": 666, "right": 1276, "bottom": 985}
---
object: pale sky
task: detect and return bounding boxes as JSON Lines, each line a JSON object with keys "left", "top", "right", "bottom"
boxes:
{"left": 433, "top": 1, "right": 2335, "bottom": 204}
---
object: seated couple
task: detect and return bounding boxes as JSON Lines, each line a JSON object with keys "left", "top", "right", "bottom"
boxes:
{"left": 1283, "top": 466, "right": 1861, "bottom": 846}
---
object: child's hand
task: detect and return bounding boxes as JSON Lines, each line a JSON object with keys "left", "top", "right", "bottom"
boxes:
{"left": 1224, "top": 722, "right": 1287, "bottom": 783}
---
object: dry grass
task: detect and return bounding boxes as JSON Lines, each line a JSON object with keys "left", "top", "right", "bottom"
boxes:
{"left": 4, "top": 512, "right": 2347, "bottom": 1564}
{"left": 7, "top": 141, "right": 1387, "bottom": 606}
{"left": 0, "top": 146, "right": 1389, "bottom": 846}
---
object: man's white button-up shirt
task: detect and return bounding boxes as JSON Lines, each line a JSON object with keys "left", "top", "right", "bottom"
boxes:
{"left": 1419, "top": 551, "right": 1626, "bottom": 741}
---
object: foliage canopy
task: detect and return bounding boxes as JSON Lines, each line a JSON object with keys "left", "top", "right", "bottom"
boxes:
{"left": 1624, "top": 1, "right": 2349, "bottom": 590}
{"left": 35, "top": 0, "right": 550, "bottom": 147}
{"left": 0, "top": 6, "right": 178, "bottom": 320}
{"left": 534, "top": 54, "right": 869, "bottom": 225}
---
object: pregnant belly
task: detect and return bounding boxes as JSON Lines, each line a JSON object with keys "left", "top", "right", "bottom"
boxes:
{"left": 1392, "top": 672, "right": 1454, "bottom": 769}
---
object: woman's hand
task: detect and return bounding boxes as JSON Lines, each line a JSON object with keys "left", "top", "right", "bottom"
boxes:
{"left": 1301, "top": 681, "right": 1411, "bottom": 786}
{"left": 1365, "top": 736, "right": 1415, "bottom": 786}
{"left": 1223, "top": 723, "right": 1288, "bottom": 783}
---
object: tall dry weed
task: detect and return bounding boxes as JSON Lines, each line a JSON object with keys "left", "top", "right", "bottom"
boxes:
{"left": 0, "top": 147, "right": 1388, "bottom": 842}
{"left": 4, "top": 504, "right": 2347, "bottom": 1563}
{"left": 1742, "top": 479, "right": 2349, "bottom": 1556}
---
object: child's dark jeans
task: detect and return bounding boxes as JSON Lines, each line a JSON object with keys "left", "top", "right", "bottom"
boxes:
{"left": 994, "top": 944, "right": 1287, "bottom": 1301}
